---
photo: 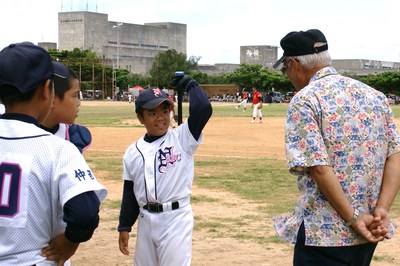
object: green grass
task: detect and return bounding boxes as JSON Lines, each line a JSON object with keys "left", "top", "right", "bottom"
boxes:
{"left": 86, "top": 156, "right": 123, "bottom": 180}
{"left": 191, "top": 194, "right": 219, "bottom": 203}
{"left": 76, "top": 101, "right": 400, "bottom": 126}
{"left": 76, "top": 105, "right": 136, "bottom": 126}
{"left": 81, "top": 100, "right": 400, "bottom": 214}
{"left": 208, "top": 103, "right": 290, "bottom": 117}
{"left": 80, "top": 101, "right": 400, "bottom": 247}
{"left": 101, "top": 199, "right": 122, "bottom": 209}
{"left": 194, "top": 157, "right": 298, "bottom": 215}
{"left": 75, "top": 102, "right": 290, "bottom": 126}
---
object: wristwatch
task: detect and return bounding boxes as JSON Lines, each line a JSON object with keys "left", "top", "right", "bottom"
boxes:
{"left": 345, "top": 208, "right": 359, "bottom": 226}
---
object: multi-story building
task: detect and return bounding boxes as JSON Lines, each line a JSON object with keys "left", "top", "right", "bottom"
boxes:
{"left": 56, "top": 11, "right": 399, "bottom": 78}
{"left": 332, "top": 59, "right": 400, "bottom": 76}
{"left": 58, "top": 11, "right": 186, "bottom": 74}
{"left": 240, "top": 45, "right": 278, "bottom": 68}
{"left": 198, "top": 45, "right": 400, "bottom": 76}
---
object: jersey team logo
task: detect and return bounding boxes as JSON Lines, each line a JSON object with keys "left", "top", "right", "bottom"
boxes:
{"left": 158, "top": 146, "right": 181, "bottom": 174}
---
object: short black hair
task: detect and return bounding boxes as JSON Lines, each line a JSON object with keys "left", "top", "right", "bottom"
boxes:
{"left": 0, "top": 79, "right": 53, "bottom": 106}
{"left": 54, "top": 67, "right": 79, "bottom": 100}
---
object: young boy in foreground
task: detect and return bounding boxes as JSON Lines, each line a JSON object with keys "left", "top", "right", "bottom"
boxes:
{"left": 118, "top": 75, "right": 212, "bottom": 265}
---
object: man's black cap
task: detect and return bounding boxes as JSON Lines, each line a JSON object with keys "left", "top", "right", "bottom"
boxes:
{"left": 273, "top": 29, "right": 328, "bottom": 69}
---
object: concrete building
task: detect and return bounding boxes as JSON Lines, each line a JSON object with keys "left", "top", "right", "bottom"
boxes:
{"left": 38, "top": 42, "right": 57, "bottom": 51}
{"left": 58, "top": 11, "right": 186, "bottom": 74}
{"left": 197, "top": 64, "right": 241, "bottom": 76}
{"left": 332, "top": 59, "right": 400, "bottom": 76}
{"left": 240, "top": 45, "right": 278, "bottom": 68}
{"left": 197, "top": 46, "right": 278, "bottom": 75}
{"left": 56, "top": 11, "right": 399, "bottom": 78}
{"left": 197, "top": 45, "right": 400, "bottom": 77}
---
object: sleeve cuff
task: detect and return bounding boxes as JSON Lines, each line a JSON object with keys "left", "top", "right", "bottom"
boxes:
{"left": 117, "top": 226, "right": 132, "bottom": 232}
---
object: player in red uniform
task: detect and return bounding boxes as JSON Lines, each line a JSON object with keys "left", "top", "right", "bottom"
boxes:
{"left": 250, "top": 86, "right": 263, "bottom": 123}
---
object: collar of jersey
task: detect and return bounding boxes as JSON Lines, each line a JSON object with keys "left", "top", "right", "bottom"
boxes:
{"left": 1, "top": 113, "right": 40, "bottom": 127}
{"left": 144, "top": 132, "right": 167, "bottom": 143}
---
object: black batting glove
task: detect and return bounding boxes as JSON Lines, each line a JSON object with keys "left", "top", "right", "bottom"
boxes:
{"left": 171, "top": 75, "right": 196, "bottom": 93}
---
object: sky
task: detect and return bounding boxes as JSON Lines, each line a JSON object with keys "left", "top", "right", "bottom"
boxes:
{"left": 1, "top": 0, "right": 399, "bottom": 65}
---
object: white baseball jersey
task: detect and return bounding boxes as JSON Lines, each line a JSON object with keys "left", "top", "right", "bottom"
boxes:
{"left": 123, "top": 121, "right": 201, "bottom": 206}
{"left": 53, "top": 123, "right": 69, "bottom": 139}
{"left": 123, "top": 121, "right": 201, "bottom": 265}
{"left": 0, "top": 119, "right": 107, "bottom": 265}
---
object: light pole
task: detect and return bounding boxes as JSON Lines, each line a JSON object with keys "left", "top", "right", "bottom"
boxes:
{"left": 112, "top": 22, "right": 123, "bottom": 99}
{"left": 113, "top": 22, "right": 123, "bottom": 69}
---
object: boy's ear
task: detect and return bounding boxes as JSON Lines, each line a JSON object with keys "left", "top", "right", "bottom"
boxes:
{"left": 36, "top": 80, "right": 53, "bottom": 101}
{"left": 137, "top": 113, "right": 145, "bottom": 125}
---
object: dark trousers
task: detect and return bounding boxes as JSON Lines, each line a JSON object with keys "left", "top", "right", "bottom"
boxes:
{"left": 294, "top": 222, "right": 377, "bottom": 266}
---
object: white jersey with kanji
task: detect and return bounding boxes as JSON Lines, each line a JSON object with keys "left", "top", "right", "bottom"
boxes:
{"left": 0, "top": 119, "right": 107, "bottom": 265}
{"left": 122, "top": 121, "right": 201, "bottom": 205}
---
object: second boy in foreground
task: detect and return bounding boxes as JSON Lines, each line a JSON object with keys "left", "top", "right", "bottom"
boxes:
{"left": 41, "top": 64, "right": 92, "bottom": 153}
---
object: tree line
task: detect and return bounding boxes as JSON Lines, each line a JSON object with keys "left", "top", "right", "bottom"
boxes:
{"left": 49, "top": 48, "right": 400, "bottom": 99}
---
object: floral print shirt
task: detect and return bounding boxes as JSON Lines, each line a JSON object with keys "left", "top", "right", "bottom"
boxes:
{"left": 273, "top": 67, "right": 400, "bottom": 246}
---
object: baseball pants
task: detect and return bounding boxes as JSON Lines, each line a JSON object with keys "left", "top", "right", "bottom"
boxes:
{"left": 134, "top": 204, "right": 193, "bottom": 266}
{"left": 252, "top": 103, "right": 262, "bottom": 118}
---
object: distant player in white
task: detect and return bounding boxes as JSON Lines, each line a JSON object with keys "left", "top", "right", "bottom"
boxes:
{"left": 0, "top": 42, "right": 107, "bottom": 265}
{"left": 118, "top": 76, "right": 212, "bottom": 265}
{"left": 235, "top": 87, "right": 248, "bottom": 111}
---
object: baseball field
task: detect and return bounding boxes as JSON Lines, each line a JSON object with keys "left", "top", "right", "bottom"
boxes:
{"left": 70, "top": 101, "right": 400, "bottom": 266}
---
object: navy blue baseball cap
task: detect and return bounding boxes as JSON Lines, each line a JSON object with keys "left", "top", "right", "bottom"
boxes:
{"left": 135, "top": 87, "right": 173, "bottom": 113}
{"left": 273, "top": 29, "right": 328, "bottom": 69}
{"left": 53, "top": 62, "right": 70, "bottom": 91}
{"left": 0, "top": 42, "right": 68, "bottom": 94}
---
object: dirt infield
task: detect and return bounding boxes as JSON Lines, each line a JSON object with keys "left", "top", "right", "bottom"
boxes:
{"left": 71, "top": 101, "right": 399, "bottom": 266}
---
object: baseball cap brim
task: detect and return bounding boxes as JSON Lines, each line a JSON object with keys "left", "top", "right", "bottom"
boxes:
{"left": 273, "top": 55, "right": 286, "bottom": 69}
{"left": 52, "top": 62, "right": 68, "bottom": 78}
{"left": 142, "top": 98, "right": 173, "bottom": 110}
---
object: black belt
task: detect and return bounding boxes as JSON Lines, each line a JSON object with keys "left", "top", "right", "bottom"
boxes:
{"left": 143, "top": 202, "right": 179, "bottom": 213}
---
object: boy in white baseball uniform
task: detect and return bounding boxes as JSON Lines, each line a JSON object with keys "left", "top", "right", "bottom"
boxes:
{"left": 41, "top": 64, "right": 92, "bottom": 153}
{"left": 235, "top": 87, "right": 248, "bottom": 111}
{"left": 0, "top": 42, "right": 107, "bottom": 265}
{"left": 118, "top": 75, "right": 212, "bottom": 265}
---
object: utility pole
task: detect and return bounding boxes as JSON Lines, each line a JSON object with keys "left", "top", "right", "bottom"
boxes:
{"left": 112, "top": 22, "right": 123, "bottom": 99}
{"left": 113, "top": 22, "right": 123, "bottom": 69}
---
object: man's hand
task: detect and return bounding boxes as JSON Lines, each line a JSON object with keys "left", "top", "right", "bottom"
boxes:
{"left": 119, "top": 231, "right": 130, "bottom": 256}
{"left": 351, "top": 213, "right": 385, "bottom": 243}
{"left": 369, "top": 206, "right": 390, "bottom": 239}
{"left": 41, "top": 234, "right": 79, "bottom": 266}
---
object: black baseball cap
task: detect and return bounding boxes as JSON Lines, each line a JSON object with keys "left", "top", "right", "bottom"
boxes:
{"left": 0, "top": 42, "right": 68, "bottom": 94}
{"left": 273, "top": 29, "right": 328, "bottom": 69}
{"left": 135, "top": 87, "right": 173, "bottom": 113}
{"left": 53, "top": 62, "right": 70, "bottom": 92}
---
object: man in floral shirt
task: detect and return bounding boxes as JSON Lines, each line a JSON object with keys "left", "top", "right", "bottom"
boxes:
{"left": 272, "top": 29, "right": 400, "bottom": 265}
